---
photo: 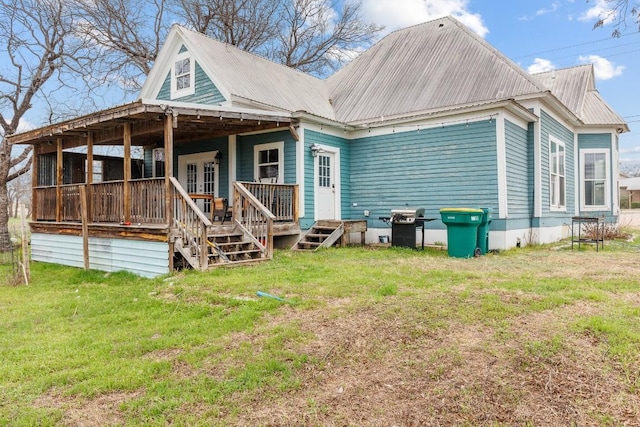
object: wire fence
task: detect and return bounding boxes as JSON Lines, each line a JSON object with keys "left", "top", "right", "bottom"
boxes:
{"left": 0, "top": 236, "right": 23, "bottom": 286}
{"left": 3, "top": 209, "right": 30, "bottom": 286}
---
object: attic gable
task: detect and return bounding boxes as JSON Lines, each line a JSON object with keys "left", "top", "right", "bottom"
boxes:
{"left": 141, "top": 25, "right": 335, "bottom": 119}
{"left": 140, "top": 26, "right": 231, "bottom": 106}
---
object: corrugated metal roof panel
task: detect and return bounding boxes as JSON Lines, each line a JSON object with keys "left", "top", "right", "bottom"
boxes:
{"left": 326, "top": 16, "right": 546, "bottom": 124}
{"left": 534, "top": 65, "right": 626, "bottom": 127}
{"left": 620, "top": 176, "right": 640, "bottom": 191}
{"left": 179, "top": 28, "right": 335, "bottom": 120}
{"left": 581, "top": 90, "right": 628, "bottom": 126}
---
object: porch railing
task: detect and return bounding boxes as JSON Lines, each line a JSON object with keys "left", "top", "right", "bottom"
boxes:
{"left": 130, "top": 178, "right": 166, "bottom": 224}
{"left": 33, "top": 178, "right": 166, "bottom": 224}
{"left": 240, "top": 182, "right": 298, "bottom": 223}
{"left": 34, "top": 186, "right": 57, "bottom": 221}
{"left": 170, "top": 177, "right": 211, "bottom": 270}
{"left": 233, "top": 182, "right": 275, "bottom": 259}
{"left": 91, "top": 181, "right": 124, "bottom": 223}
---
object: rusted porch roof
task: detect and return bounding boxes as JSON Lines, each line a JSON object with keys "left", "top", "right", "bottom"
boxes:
{"left": 8, "top": 100, "right": 294, "bottom": 154}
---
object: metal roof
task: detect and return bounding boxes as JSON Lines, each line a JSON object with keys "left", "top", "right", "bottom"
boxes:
{"left": 177, "top": 28, "right": 336, "bottom": 121}
{"left": 325, "top": 16, "right": 548, "bottom": 124}
{"left": 533, "top": 65, "right": 628, "bottom": 129}
{"left": 620, "top": 176, "right": 640, "bottom": 191}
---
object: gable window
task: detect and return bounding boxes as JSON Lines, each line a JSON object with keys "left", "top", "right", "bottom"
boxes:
{"left": 581, "top": 149, "right": 609, "bottom": 210}
{"left": 549, "top": 138, "right": 565, "bottom": 210}
{"left": 254, "top": 142, "right": 284, "bottom": 183}
{"left": 171, "top": 52, "right": 195, "bottom": 98}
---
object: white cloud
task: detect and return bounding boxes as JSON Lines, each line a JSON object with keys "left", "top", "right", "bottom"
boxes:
{"left": 578, "top": 0, "right": 616, "bottom": 24}
{"left": 536, "top": 2, "right": 561, "bottom": 16}
{"left": 16, "top": 118, "right": 35, "bottom": 134}
{"left": 620, "top": 146, "right": 640, "bottom": 154}
{"left": 527, "top": 58, "right": 556, "bottom": 74}
{"left": 361, "top": 0, "right": 488, "bottom": 37}
{"left": 519, "top": 2, "right": 561, "bottom": 21}
{"left": 578, "top": 55, "right": 625, "bottom": 80}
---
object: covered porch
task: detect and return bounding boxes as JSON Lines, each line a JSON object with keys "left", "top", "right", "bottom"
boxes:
{"left": 10, "top": 101, "right": 301, "bottom": 275}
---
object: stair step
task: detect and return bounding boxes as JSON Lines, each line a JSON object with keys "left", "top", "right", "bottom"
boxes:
{"left": 312, "top": 226, "right": 340, "bottom": 231}
{"left": 306, "top": 233, "right": 332, "bottom": 238}
{"left": 214, "top": 242, "right": 255, "bottom": 249}
{"left": 209, "top": 235, "right": 243, "bottom": 243}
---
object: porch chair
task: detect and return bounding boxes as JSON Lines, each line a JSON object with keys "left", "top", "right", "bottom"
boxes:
{"left": 212, "top": 198, "right": 229, "bottom": 224}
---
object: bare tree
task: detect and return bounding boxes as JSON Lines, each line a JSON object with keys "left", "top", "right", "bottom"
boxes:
{"left": 274, "top": 0, "right": 383, "bottom": 75}
{"left": 0, "top": 0, "right": 78, "bottom": 251}
{"left": 177, "top": 0, "right": 280, "bottom": 53}
{"left": 72, "top": 0, "right": 171, "bottom": 92}
{"left": 7, "top": 173, "right": 31, "bottom": 218}
{"left": 591, "top": 0, "right": 640, "bottom": 36}
{"left": 174, "top": 0, "right": 383, "bottom": 76}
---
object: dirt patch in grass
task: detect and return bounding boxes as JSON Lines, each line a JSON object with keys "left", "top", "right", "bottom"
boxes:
{"left": 34, "top": 390, "right": 142, "bottom": 427}
{"left": 232, "top": 296, "right": 640, "bottom": 426}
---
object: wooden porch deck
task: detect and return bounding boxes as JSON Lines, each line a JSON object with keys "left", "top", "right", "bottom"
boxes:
{"left": 31, "top": 179, "right": 300, "bottom": 273}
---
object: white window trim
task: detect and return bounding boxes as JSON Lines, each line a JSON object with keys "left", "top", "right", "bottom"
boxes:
{"left": 549, "top": 136, "right": 566, "bottom": 212}
{"left": 152, "top": 148, "right": 165, "bottom": 178}
{"left": 171, "top": 51, "right": 195, "bottom": 99}
{"left": 254, "top": 142, "right": 284, "bottom": 183}
{"left": 580, "top": 148, "right": 610, "bottom": 211}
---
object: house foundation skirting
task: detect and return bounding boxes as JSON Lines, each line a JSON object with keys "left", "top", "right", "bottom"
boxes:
{"left": 31, "top": 232, "right": 170, "bottom": 278}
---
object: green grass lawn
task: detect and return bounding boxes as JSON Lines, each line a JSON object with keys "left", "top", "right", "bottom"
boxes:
{"left": 1, "top": 235, "right": 640, "bottom": 426}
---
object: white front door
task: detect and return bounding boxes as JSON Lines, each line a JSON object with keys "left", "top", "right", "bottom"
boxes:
{"left": 315, "top": 150, "right": 339, "bottom": 220}
{"left": 178, "top": 151, "right": 219, "bottom": 216}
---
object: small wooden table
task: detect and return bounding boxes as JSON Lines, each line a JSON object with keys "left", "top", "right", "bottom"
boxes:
{"left": 188, "top": 194, "right": 230, "bottom": 223}
{"left": 571, "top": 216, "right": 604, "bottom": 251}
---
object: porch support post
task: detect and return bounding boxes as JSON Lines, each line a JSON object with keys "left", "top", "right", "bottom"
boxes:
{"left": 56, "top": 138, "right": 63, "bottom": 222}
{"left": 292, "top": 185, "right": 299, "bottom": 223}
{"left": 80, "top": 185, "right": 90, "bottom": 271}
{"left": 31, "top": 145, "right": 39, "bottom": 222}
{"left": 164, "top": 114, "right": 174, "bottom": 270}
{"left": 86, "top": 132, "right": 94, "bottom": 223}
{"left": 123, "top": 123, "right": 131, "bottom": 223}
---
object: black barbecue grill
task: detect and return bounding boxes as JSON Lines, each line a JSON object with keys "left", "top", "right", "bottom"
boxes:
{"left": 390, "top": 208, "right": 424, "bottom": 248}
{"left": 380, "top": 208, "right": 436, "bottom": 249}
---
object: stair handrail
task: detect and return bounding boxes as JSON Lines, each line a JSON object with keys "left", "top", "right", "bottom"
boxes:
{"left": 233, "top": 182, "right": 276, "bottom": 259}
{"left": 170, "top": 177, "right": 211, "bottom": 270}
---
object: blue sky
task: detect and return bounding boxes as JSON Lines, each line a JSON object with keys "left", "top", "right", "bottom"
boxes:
{"left": 359, "top": 0, "right": 640, "bottom": 162}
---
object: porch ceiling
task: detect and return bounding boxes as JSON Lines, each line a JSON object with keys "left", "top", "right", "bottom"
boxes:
{"left": 8, "top": 101, "right": 293, "bottom": 154}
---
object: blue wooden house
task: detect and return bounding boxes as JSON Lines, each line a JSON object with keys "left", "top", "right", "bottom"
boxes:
{"left": 10, "top": 16, "right": 628, "bottom": 277}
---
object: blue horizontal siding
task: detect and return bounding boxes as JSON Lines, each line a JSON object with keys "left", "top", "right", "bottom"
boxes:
{"left": 350, "top": 120, "right": 499, "bottom": 228}
{"left": 236, "top": 130, "right": 296, "bottom": 184}
{"left": 540, "top": 110, "right": 575, "bottom": 218}
{"left": 157, "top": 62, "right": 225, "bottom": 104}
{"left": 505, "top": 120, "right": 532, "bottom": 218}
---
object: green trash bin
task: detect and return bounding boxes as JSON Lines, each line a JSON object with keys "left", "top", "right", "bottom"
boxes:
{"left": 476, "top": 208, "right": 493, "bottom": 255}
{"left": 440, "top": 208, "right": 484, "bottom": 258}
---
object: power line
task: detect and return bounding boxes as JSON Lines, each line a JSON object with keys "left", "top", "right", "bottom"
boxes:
{"left": 513, "top": 30, "right": 640, "bottom": 60}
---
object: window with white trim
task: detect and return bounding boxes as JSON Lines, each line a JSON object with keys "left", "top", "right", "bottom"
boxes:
{"left": 254, "top": 142, "right": 284, "bottom": 183}
{"left": 581, "top": 149, "right": 610, "bottom": 210}
{"left": 152, "top": 148, "right": 165, "bottom": 178}
{"left": 549, "top": 138, "right": 565, "bottom": 209}
{"left": 171, "top": 52, "right": 195, "bottom": 98}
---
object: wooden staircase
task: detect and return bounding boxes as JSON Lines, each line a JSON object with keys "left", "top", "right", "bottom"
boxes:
{"left": 175, "top": 225, "right": 266, "bottom": 268}
{"left": 292, "top": 220, "right": 344, "bottom": 251}
{"left": 206, "top": 229, "right": 265, "bottom": 265}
